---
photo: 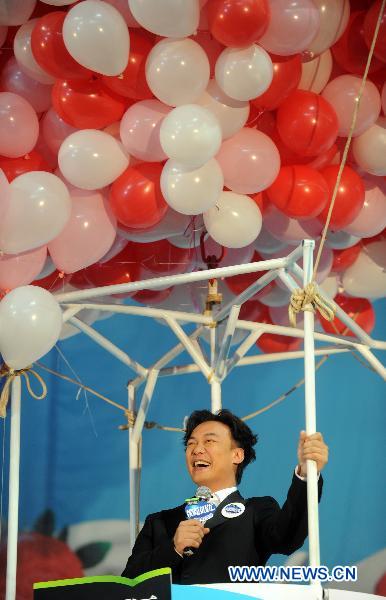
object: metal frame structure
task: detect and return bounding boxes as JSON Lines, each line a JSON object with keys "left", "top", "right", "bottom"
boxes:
{"left": 5, "top": 240, "right": 386, "bottom": 600}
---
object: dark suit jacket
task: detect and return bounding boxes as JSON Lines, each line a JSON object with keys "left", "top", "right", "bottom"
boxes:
{"left": 122, "top": 473, "right": 323, "bottom": 584}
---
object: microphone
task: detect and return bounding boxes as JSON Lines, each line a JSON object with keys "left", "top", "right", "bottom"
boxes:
{"left": 183, "top": 486, "right": 219, "bottom": 557}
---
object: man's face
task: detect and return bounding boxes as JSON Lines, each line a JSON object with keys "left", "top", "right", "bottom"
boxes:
{"left": 185, "top": 420, "right": 244, "bottom": 492}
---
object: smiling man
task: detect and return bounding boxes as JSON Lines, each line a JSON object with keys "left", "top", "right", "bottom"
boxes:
{"left": 122, "top": 409, "right": 328, "bottom": 584}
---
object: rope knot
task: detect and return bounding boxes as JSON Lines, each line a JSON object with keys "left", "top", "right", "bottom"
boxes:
{"left": 0, "top": 363, "right": 47, "bottom": 418}
{"left": 289, "top": 282, "right": 336, "bottom": 328}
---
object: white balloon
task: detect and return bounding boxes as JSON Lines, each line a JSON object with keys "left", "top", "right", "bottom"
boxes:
{"left": 197, "top": 79, "right": 250, "bottom": 140}
{"left": 0, "top": 172, "right": 71, "bottom": 254}
{"left": 325, "top": 230, "right": 360, "bottom": 249}
{"left": 306, "top": 0, "right": 350, "bottom": 58}
{"left": 254, "top": 226, "right": 288, "bottom": 254}
{"left": 0, "top": 0, "right": 36, "bottom": 26}
{"left": 215, "top": 44, "right": 273, "bottom": 102}
{"left": 63, "top": 0, "right": 130, "bottom": 76}
{"left": 0, "top": 286, "right": 62, "bottom": 369}
{"left": 160, "top": 104, "right": 222, "bottom": 169}
{"left": 352, "top": 117, "right": 386, "bottom": 176}
{"left": 319, "top": 274, "right": 339, "bottom": 300}
{"left": 146, "top": 38, "right": 209, "bottom": 107}
{"left": 343, "top": 248, "right": 386, "bottom": 299}
{"left": 58, "top": 129, "right": 129, "bottom": 190}
{"left": 204, "top": 191, "right": 262, "bottom": 248}
{"left": 161, "top": 159, "right": 223, "bottom": 215}
{"left": 128, "top": 0, "right": 199, "bottom": 37}
{"left": 13, "top": 20, "right": 55, "bottom": 84}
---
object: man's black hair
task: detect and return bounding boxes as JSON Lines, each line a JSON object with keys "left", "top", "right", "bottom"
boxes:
{"left": 183, "top": 409, "right": 258, "bottom": 485}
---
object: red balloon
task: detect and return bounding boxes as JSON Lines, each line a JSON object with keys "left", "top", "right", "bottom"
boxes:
{"left": 265, "top": 165, "right": 329, "bottom": 219}
{"left": 132, "top": 286, "right": 173, "bottom": 305}
{"left": 102, "top": 30, "right": 154, "bottom": 100}
{"left": 31, "top": 12, "right": 92, "bottom": 80}
{"left": 0, "top": 150, "right": 52, "bottom": 181}
{"left": 110, "top": 162, "right": 168, "bottom": 229}
{"left": 320, "top": 294, "right": 375, "bottom": 336}
{"left": 252, "top": 54, "right": 302, "bottom": 111}
{"left": 239, "top": 298, "right": 265, "bottom": 322}
{"left": 332, "top": 11, "right": 384, "bottom": 75}
{"left": 79, "top": 243, "right": 141, "bottom": 288}
{"left": 207, "top": 0, "right": 270, "bottom": 47}
{"left": 52, "top": 78, "right": 127, "bottom": 129}
{"left": 256, "top": 306, "right": 302, "bottom": 353}
{"left": 277, "top": 90, "right": 339, "bottom": 157}
{"left": 331, "top": 244, "right": 361, "bottom": 272}
{"left": 317, "top": 166, "right": 365, "bottom": 230}
{"left": 32, "top": 270, "right": 72, "bottom": 293}
{"left": 224, "top": 251, "right": 274, "bottom": 299}
{"left": 131, "top": 240, "right": 193, "bottom": 276}
{"left": 364, "top": 0, "right": 386, "bottom": 63}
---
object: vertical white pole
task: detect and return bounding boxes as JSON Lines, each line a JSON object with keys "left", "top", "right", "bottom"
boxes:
{"left": 128, "top": 383, "right": 139, "bottom": 554}
{"left": 209, "top": 327, "right": 222, "bottom": 412}
{"left": 5, "top": 376, "right": 21, "bottom": 600}
{"left": 302, "top": 240, "right": 322, "bottom": 593}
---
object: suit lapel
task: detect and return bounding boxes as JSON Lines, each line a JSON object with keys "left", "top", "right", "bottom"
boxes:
{"left": 206, "top": 490, "right": 245, "bottom": 530}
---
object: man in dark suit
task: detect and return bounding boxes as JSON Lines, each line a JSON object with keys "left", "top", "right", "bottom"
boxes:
{"left": 122, "top": 409, "right": 328, "bottom": 584}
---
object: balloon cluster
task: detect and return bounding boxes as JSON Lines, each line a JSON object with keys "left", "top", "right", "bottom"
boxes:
{"left": 0, "top": 0, "right": 385, "bottom": 359}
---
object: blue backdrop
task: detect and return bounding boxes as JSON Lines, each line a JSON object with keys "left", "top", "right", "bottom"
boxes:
{"left": 1, "top": 297, "right": 385, "bottom": 583}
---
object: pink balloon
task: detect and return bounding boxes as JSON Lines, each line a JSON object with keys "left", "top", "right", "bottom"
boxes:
{"left": 0, "top": 0, "right": 36, "bottom": 26}
{"left": 0, "top": 92, "right": 39, "bottom": 158}
{"left": 263, "top": 205, "right": 323, "bottom": 244}
{"left": 216, "top": 127, "right": 280, "bottom": 194}
{"left": 34, "top": 131, "right": 59, "bottom": 171}
{"left": 344, "top": 174, "right": 386, "bottom": 238}
{"left": 0, "top": 246, "right": 47, "bottom": 291}
{"left": 322, "top": 76, "right": 381, "bottom": 137}
{"left": 48, "top": 189, "right": 117, "bottom": 274}
{"left": 0, "top": 168, "right": 10, "bottom": 220}
{"left": 259, "top": 0, "right": 320, "bottom": 56}
{"left": 41, "top": 108, "right": 78, "bottom": 156}
{"left": 0, "top": 57, "right": 52, "bottom": 114}
{"left": 119, "top": 99, "right": 171, "bottom": 162}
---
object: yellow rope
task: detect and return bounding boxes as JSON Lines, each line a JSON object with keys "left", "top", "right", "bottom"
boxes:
{"left": 289, "top": 282, "right": 336, "bottom": 328}
{"left": 0, "top": 364, "right": 47, "bottom": 418}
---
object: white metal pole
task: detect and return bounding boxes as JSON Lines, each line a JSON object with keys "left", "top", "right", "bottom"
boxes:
{"left": 209, "top": 327, "right": 222, "bottom": 412}
{"left": 70, "top": 317, "right": 147, "bottom": 377}
{"left": 128, "top": 383, "right": 139, "bottom": 553}
{"left": 5, "top": 376, "right": 21, "bottom": 600}
{"left": 302, "top": 240, "right": 322, "bottom": 586}
{"left": 214, "top": 305, "right": 241, "bottom": 380}
{"left": 211, "top": 379, "right": 222, "bottom": 413}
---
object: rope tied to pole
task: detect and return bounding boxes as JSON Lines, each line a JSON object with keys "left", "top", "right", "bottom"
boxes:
{"left": 288, "top": 282, "right": 336, "bottom": 328}
{"left": 0, "top": 363, "right": 47, "bottom": 418}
